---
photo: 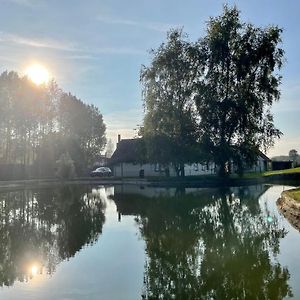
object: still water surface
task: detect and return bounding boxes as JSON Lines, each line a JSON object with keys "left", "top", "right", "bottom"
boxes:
{"left": 0, "top": 184, "right": 299, "bottom": 299}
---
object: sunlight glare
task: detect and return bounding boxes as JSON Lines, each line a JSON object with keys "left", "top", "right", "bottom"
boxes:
{"left": 25, "top": 64, "right": 50, "bottom": 85}
{"left": 30, "top": 265, "right": 38, "bottom": 276}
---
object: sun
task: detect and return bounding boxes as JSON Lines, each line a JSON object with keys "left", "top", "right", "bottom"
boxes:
{"left": 25, "top": 64, "right": 50, "bottom": 85}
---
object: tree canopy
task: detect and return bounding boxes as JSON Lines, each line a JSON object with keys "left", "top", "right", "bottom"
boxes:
{"left": 141, "top": 30, "right": 200, "bottom": 176}
{"left": 141, "top": 5, "right": 284, "bottom": 176}
{"left": 0, "top": 71, "right": 106, "bottom": 178}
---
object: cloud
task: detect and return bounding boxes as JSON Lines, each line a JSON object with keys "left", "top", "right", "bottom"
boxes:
{"left": 65, "top": 54, "right": 99, "bottom": 61}
{"left": 94, "top": 46, "right": 145, "bottom": 55}
{"left": 0, "top": 31, "right": 146, "bottom": 57}
{"left": 0, "top": 55, "right": 19, "bottom": 63}
{"left": 97, "top": 15, "right": 178, "bottom": 33}
{"left": 0, "top": 31, "right": 77, "bottom": 51}
{"left": 0, "top": 0, "right": 41, "bottom": 7}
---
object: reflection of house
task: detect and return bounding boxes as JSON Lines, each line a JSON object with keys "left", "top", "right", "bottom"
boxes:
{"left": 109, "top": 136, "right": 270, "bottom": 177}
{"left": 109, "top": 136, "right": 216, "bottom": 177}
{"left": 112, "top": 184, "right": 271, "bottom": 220}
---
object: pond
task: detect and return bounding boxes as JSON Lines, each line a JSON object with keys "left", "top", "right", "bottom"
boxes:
{"left": 0, "top": 184, "right": 299, "bottom": 299}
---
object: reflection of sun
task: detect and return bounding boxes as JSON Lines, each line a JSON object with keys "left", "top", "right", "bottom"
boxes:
{"left": 31, "top": 265, "right": 38, "bottom": 276}
{"left": 25, "top": 63, "right": 50, "bottom": 85}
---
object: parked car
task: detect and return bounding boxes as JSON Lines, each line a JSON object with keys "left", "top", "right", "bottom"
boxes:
{"left": 90, "top": 167, "right": 112, "bottom": 177}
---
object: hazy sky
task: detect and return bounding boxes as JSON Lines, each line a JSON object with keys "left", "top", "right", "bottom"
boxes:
{"left": 0, "top": 0, "right": 299, "bottom": 157}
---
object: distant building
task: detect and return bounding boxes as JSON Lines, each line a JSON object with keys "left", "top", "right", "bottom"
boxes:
{"left": 271, "top": 160, "right": 292, "bottom": 171}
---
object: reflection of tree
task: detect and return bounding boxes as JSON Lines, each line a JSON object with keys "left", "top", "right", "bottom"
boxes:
{"left": 0, "top": 185, "right": 106, "bottom": 286}
{"left": 113, "top": 185, "right": 292, "bottom": 299}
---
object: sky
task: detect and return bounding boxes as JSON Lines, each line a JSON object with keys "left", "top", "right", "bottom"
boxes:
{"left": 0, "top": 0, "right": 299, "bottom": 157}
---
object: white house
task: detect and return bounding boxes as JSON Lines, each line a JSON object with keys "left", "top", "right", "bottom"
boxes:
{"left": 109, "top": 136, "right": 270, "bottom": 178}
{"left": 109, "top": 137, "right": 216, "bottom": 177}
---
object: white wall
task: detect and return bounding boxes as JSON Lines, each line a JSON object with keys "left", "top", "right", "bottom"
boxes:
{"left": 113, "top": 158, "right": 268, "bottom": 177}
{"left": 245, "top": 157, "right": 268, "bottom": 173}
{"left": 113, "top": 163, "right": 176, "bottom": 177}
{"left": 113, "top": 162, "right": 216, "bottom": 177}
{"left": 184, "top": 162, "right": 216, "bottom": 176}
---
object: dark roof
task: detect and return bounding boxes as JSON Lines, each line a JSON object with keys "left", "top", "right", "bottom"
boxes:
{"left": 110, "top": 139, "right": 141, "bottom": 164}
{"left": 257, "top": 150, "right": 271, "bottom": 161}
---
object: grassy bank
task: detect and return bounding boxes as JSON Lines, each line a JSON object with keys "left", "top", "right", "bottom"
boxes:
{"left": 286, "top": 188, "right": 300, "bottom": 202}
{"left": 264, "top": 167, "right": 300, "bottom": 177}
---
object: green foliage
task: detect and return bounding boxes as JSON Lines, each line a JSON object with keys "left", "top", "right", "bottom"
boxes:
{"left": 58, "top": 93, "right": 106, "bottom": 166}
{"left": 287, "top": 188, "right": 300, "bottom": 202}
{"left": 193, "top": 5, "right": 283, "bottom": 176}
{"left": 140, "top": 5, "right": 284, "bottom": 177}
{"left": 141, "top": 30, "right": 201, "bottom": 176}
{"left": 0, "top": 71, "right": 106, "bottom": 178}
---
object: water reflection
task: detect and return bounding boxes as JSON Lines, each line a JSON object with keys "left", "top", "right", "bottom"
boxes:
{"left": 112, "top": 185, "right": 293, "bottom": 299}
{"left": 0, "top": 185, "right": 110, "bottom": 287}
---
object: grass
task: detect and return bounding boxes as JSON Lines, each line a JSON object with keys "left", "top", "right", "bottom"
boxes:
{"left": 146, "top": 167, "right": 300, "bottom": 182}
{"left": 263, "top": 167, "right": 300, "bottom": 177}
{"left": 286, "top": 188, "right": 300, "bottom": 202}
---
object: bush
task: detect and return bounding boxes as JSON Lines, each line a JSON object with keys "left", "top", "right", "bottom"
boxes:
{"left": 55, "top": 153, "right": 76, "bottom": 179}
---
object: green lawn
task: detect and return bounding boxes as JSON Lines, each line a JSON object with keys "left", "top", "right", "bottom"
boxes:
{"left": 263, "top": 167, "right": 300, "bottom": 177}
{"left": 286, "top": 188, "right": 300, "bottom": 202}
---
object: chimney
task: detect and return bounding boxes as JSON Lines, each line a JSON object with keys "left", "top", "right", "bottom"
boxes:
{"left": 116, "top": 134, "right": 121, "bottom": 148}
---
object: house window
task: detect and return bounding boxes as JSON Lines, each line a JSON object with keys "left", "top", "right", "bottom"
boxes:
{"left": 194, "top": 163, "right": 198, "bottom": 171}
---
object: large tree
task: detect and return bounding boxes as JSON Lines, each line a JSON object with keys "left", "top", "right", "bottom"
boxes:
{"left": 193, "top": 6, "right": 283, "bottom": 176}
{"left": 141, "top": 30, "right": 200, "bottom": 177}
{"left": 141, "top": 6, "right": 284, "bottom": 177}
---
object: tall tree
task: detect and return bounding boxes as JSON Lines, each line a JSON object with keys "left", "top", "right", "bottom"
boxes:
{"left": 58, "top": 93, "right": 106, "bottom": 167}
{"left": 140, "top": 6, "right": 283, "bottom": 177}
{"left": 0, "top": 71, "right": 106, "bottom": 178}
{"left": 141, "top": 30, "right": 199, "bottom": 177}
{"left": 192, "top": 6, "right": 284, "bottom": 176}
